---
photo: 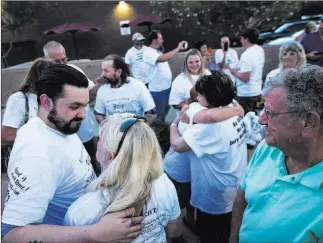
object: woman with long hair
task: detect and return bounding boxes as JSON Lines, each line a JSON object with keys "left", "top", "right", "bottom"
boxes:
{"left": 1, "top": 58, "right": 55, "bottom": 146}
{"left": 169, "top": 48, "right": 211, "bottom": 111}
{"left": 64, "top": 114, "right": 182, "bottom": 242}
{"left": 262, "top": 41, "right": 306, "bottom": 97}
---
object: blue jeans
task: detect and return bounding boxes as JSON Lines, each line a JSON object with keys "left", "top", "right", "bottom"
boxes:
{"left": 150, "top": 88, "right": 171, "bottom": 121}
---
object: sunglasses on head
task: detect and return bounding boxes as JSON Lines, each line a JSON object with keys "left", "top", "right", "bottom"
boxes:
{"left": 115, "top": 116, "right": 147, "bottom": 156}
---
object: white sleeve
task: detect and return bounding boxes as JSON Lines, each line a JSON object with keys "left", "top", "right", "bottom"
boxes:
{"left": 138, "top": 84, "right": 156, "bottom": 112}
{"left": 2, "top": 93, "right": 26, "bottom": 128}
{"left": 2, "top": 157, "right": 62, "bottom": 226}
{"left": 164, "top": 175, "right": 181, "bottom": 221}
{"left": 169, "top": 76, "right": 186, "bottom": 105}
{"left": 182, "top": 124, "right": 228, "bottom": 158}
{"left": 232, "top": 50, "right": 239, "bottom": 68}
{"left": 215, "top": 50, "right": 222, "bottom": 64}
{"left": 143, "top": 48, "right": 159, "bottom": 66}
{"left": 94, "top": 89, "right": 105, "bottom": 115}
{"left": 239, "top": 54, "right": 252, "bottom": 73}
{"left": 64, "top": 191, "right": 108, "bottom": 226}
{"left": 124, "top": 50, "right": 131, "bottom": 65}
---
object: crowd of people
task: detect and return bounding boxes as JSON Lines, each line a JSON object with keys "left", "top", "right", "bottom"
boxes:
{"left": 1, "top": 18, "right": 323, "bottom": 243}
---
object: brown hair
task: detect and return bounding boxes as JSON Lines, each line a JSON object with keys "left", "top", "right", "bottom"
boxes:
{"left": 18, "top": 58, "right": 55, "bottom": 94}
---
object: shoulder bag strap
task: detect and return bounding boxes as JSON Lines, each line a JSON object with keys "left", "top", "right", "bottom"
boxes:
{"left": 22, "top": 92, "right": 29, "bottom": 124}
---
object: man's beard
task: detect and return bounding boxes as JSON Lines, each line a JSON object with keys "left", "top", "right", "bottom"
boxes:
{"left": 103, "top": 76, "right": 121, "bottom": 88}
{"left": 157, "top": 44, "right": 164, "bottom": 53}
{"left": 47, "top": 106, "right": 82, "bottom": 135}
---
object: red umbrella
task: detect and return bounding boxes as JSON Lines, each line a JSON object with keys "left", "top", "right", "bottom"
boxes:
{"left": 44, "top": 23, "right": 100, "bottom": 60}
{"left": 121, "top": 16, "right": 174, "bottom": 32}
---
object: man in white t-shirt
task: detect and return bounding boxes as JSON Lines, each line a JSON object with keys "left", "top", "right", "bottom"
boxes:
{"left": 43, "top": 41, "right": 100, "bottom": 174}
{"left": 94, "top": 54, "right": 156, "bottom": 124}
{"left": 125, "top": 32, "right": 149, "bottom": 85}
{"left": 170, "top": 73, "right": 248, "bottom": 243}
{"left": 215, "top": 34, "right": 239, "bottom": 85}
{"left": 229, "top": 28, "right": 265, "bottom": 113}
{"left": 1, "top": 65, "right": 144, "bottom": 242}
{"left": 143, "top": 30, "right": 186, "bottom": 121}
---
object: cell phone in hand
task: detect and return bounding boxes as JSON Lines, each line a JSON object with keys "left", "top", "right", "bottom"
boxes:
{"left": 224, "top": 42, "right": 229, "bottom": 52}
{"left": 314, "top": 51, "right": 323, "bottom": 56}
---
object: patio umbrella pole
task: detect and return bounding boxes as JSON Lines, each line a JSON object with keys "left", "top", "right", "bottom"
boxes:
{"left": 71, "top": 32, "right": 79, "bottom": 61}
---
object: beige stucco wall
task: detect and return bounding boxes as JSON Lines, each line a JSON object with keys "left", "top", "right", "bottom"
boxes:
{"left": 1, "top": 45, "right": 280, "bottom": 108}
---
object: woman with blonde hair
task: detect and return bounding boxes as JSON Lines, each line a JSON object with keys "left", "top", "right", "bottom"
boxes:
{"left": 262, "top": 41, "right": 306, "bottom": 97}
{"left": 64, "top": 114, "right": 182, "bottom": 242}
{"left": 169, "top": 48, "right": 211, "bottom": 111}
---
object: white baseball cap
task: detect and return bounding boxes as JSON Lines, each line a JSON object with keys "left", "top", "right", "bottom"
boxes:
{"left": 132, "top": 32, "right": 145, "bottom": 41}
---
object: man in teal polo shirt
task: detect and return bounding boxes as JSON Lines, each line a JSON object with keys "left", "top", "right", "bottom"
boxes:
{"left": 230, "top": 65, "right": 323, "bottom": 243}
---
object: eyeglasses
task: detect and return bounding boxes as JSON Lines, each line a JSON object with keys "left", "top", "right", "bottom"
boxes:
{"left": 53, "top": 57, "right": 68, "bottom": 64}
{"left": 263, "top": 107, "right": 303, "bottom": 120}
{"left": 115, "top": 116, "right": 147, "bottom": 156}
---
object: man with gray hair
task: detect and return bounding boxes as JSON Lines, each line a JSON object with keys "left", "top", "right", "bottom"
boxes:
{"left": 43, "top": 41, "right": 69, "bottom": 64}
{"left": 230, "top": 65, "right": 323, "bottom": 243}
{"left": 43, "top": 41, "right": 100, "bottom": 174}
{"left": 125, "top": 32, "right": 149, "bottom": 85}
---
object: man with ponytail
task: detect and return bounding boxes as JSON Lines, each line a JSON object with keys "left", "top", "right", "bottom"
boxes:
{"left": 2, "top": 65, "right": 144, "bottom": 243}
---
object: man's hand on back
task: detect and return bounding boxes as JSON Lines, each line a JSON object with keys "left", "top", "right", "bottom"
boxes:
{"left": 88, "top": 207, "right": 144, "bottom": 243}
{"left": 307, "top": 51, "right": 322, "bottom": 60}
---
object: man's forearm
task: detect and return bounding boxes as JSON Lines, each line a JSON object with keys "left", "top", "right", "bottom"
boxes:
{"left": 170, "top": 124, "right": 180, "bottom": 147}
{"left": 193, "top": 106, "right": 241, "bottom": 123}
{"left": 229, "top": 188, "right": 247, "bottom": 243}
{"left": 1, "top": 127, "right": 17, "bottom": 146}
{"left": 1, "top": 135, "right": 16, "bottom": 147}
{"left": 219, "top": 52, "right": 227, "bottom": 68}
{"left": 231, "top": 69, "right": 250, "bottom": 82}
{"left": 306, "top": 53, "right": 321, "bottom": 61}
{"left": 157, "top": 47, "right": 180, "bottom": 62}
{"left": 3, "top": 224, "right": 92, "bottom": 243}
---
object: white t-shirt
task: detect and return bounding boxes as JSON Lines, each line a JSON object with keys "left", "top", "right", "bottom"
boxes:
{"left": 76, "top": 105, "right": 95, "bottom": 143}
{"left": 125, "top": 46, "right": 149, "bottom": 84}
{"left": 182, "top": 106, "right": 248, "bottom": 214}
{"left": 143, "top": 47, "right": 172, "bottom": 92}
{"left": 2, "top": 92, "right": 38, "bottom": 129}
{"left": 164, "top": 103, "right": 207, "bottom": 183}
{"left": 94, "top": 77, "right": 155, "bottom": 117}
{"left": 2, "top": 117, "right": 97, "bottom": 226}
{"left": 215, "top": 48, "right": 239, "bottom": 85}
{"left": 64, "top": 173, "right": 181, "bottom": 243}
{"left": 235, "top": 45, "right": 265, "bottom": 97}
{"left": 169, "top": 70, "right": 211, "bottom": 107}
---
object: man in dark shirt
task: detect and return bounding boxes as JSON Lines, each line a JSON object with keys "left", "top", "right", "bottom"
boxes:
{"left": 301, "top": 18, "right": 323, "bottom": 67}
